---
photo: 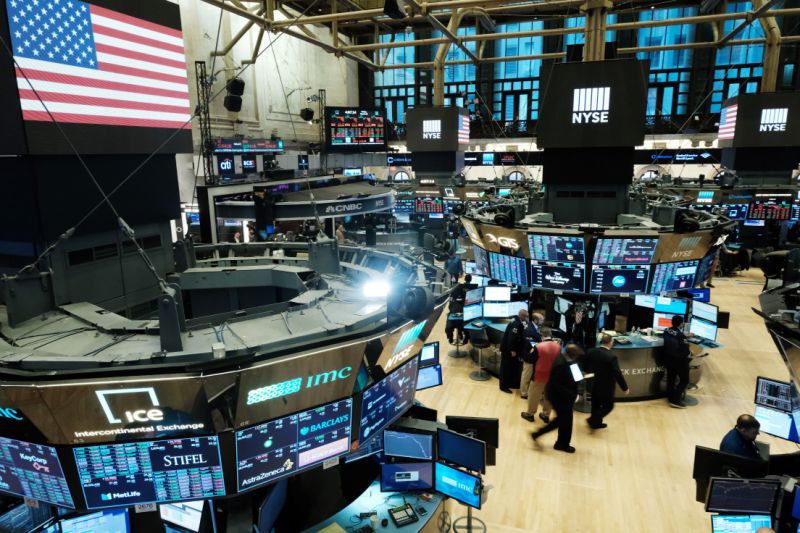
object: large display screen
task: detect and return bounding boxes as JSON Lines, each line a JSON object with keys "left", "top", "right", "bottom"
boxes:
{"left": 235, "top": 398, "right": 352, "bottom": 492}
{"left": 755, "top": 377, "right": 796, "bottom": 413}
{"left": 73, "top": 437, "right": 226, "bottom": 509}
{"left": 589, "top": 265, "right": 650, "bottom": 294}
{"left": 60, "top": 509, "right": 130, "bottom": 533}
{"left": 748, "top": 199, "right": 793, "bottom": 220}
{"left": 359, "top": 357, "right": 419, "bottom": 445}
{"left": 530, "top": 261, "right": 585, "bottom": 293}
{"left": 488, "top": 252, "right": 529, "bottom": 286}
{"left": 380, "top": 462, "right": 433, "bottom": 492}
{"left": 434, "top": 462, "right": 481, "bottom": 509}
{"left": 325, "top": 108, "right": 386, "bottom": 151}
{"left": 0, "top": 437, "right": 74, "bottom": 508}
{"left": 4, "top": 0, "right": 192, "bottom": 155}
{"left": 650, "top": 261, "right": 698, "bottom": 294}
{"left": 405, "top": 107, "right": 469, "bottom": 152}
{"left": 528, "top": 234, "right": 585, "bottom": 263}
{"left": 717, "top": 92, "right": 800, "bottom": 148}
{"left": 592, "top": 238, "right": 659, "bottom": 265}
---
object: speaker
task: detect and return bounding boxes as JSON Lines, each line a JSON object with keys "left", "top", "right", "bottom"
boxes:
{"left": 299, "top": 108, "right": 315, "bottom": 121}
{"left": 383, "top": 0, "right": 407, "bottom": 19}
{"left": 227, "top": 77, "right": 245, "bottom": 96}
{"left": 224, "top": 95, "right": 242, "bottom": 112}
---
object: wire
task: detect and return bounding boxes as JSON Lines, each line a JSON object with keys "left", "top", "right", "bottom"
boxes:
{"left": 268, "top": 32, "right": 300, "bottom": 142}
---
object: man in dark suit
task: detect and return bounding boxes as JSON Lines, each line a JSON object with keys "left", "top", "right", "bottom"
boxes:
{"left": 499, "top": 308, "right": 530, "bottom": 393}
{"left": 532, "top": 343, "right": 585, "bottom": 453}
{"left": 663, "top": 315, "right": 692, "bottom": 408}
{"left": 584, "top": 334, "right": 630, "bottom": 429}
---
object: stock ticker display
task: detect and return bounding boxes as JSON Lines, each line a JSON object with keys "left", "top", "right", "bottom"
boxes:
{"left": 649, "top": 260, "right": 699, "bottom": 294}
{"left": 530, "top": 261, "right": 586, "bottom": 293}
{"left": 73, "top": 437, "right": 225, "bottom": 509}
{"left": 235, "top": 398, "right": 353, "bottom": 492}
{"left": 747, "top": 200, "right": 794, "bottom": 220}
{"left": 488, "top": 252, "right": 529, "bottom": 286}
{"left": 589, "top": 265, "right": 650, "bottom": 294}
{"left": 326, "top": 108, "right": 386, "bottom": 150}
{"left": 0, "top": 437, "right": 74, "bottom": 508}
{"left": 359, "top": 357, "right": 419, "bottom": 445}
{"left": 592, "top": 238, "right": 659, "bottom": 265}
{"left": 528, "top": 234, "right": 585, "bottom": 263}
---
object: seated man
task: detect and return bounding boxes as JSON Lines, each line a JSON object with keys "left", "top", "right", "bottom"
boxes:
{"left": 719, "top": 414, "right": 763, "bottom": 460}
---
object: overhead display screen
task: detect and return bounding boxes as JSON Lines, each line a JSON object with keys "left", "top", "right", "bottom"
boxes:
{"left": 415, "top": 197, "right": 444, "bottom": 214}
{"left": 0, "top": 437, "right": 74, "bottom": 508}
{"left": 325, "top": 108, "right": 386, "bottom": 152}
{"left": 589, "top": 265, "right": 650, "bottom": 294}
{"left": 530, "top": 261, "right": 585, "bottom": 293}
{"left": 73, "top": 437, "right": 226, "bottom": 509}
{"left": 488, "top": 252, "right": 529, "bottom": 286}
{"left": 473, "top": 246, "right": 490, "bottom": 277}
{"left": 748, "top": 199, "right": 793, "bottom": 220}
{"left": 214, "top": 138, "right": 284, "bottom": 153}
{"left": 650, "top": 260, "right": 699, "bottom": 294}
{"left": 359, "top": 356, "right": 419, "bottom": 445}
{"left": 528, "top": 234, "right": 585, "bottom": 263}
{"left": 4, "top": 0, "right": 193, "bottom": 155}
{"left": 236, "top": 398, "right": 352, "bottom": 492}
{"left": 592, "top": 238, "right": 659, "bottom": 265}
{"left": 405, "top": 107, "right": 469, "bottom": 152}
{"left": 717, "top": 92, "right": 800, "bottom": 148}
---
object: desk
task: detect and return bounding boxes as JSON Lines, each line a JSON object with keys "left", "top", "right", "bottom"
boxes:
{"left": 303, "top": 480, "right": 444, "bottom": 533}
{"left": 463, "top": 319, "right": 510, "bottom": 376}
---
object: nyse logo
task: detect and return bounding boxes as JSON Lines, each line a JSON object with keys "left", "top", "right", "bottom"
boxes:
{"left": 386, "top": 345, "right": 415, "bottom": 370}
{"left": 759, "top": 108, "right": 788, "bottom": 132}
{"left": 572, "top": 87, "right": 610, "bottom": 124}
{"left": 96, "top": 387, "right": 164, "bottom": 424}
{"left": 219, "top": 159, "right": 233, "bottom": 171}
{"left": 422, "top": 120, "right": 442, "bottom": 140}
{"left": 485, "top": 233, "right": 519, "bottom": 251}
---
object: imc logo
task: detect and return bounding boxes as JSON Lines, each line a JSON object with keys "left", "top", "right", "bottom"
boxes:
{"left": 759, "top": 108, "right": 788, "bottom": 132}
{"left": 96, "top": 387, "right": 164, "bottom": 424}
{"left": 572, "top": 87, "right": 610, "bottom": 124}
{"left": 422, "top": 120, "right": 441, "bottom": 140}
{"left": 246, "top": 367, "right": 353, "bottom": 406}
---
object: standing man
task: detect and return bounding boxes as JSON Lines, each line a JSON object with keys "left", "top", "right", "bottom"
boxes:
{"left": 444, "top": 253, "right": 463, "bottom": 283}
{"left": 584, "top": 334, "right": 630, "bottom": 429}
{"left": 499, "top": 308, "right": 530, "bottom": 394}
{"left": 445, "top": 274, "right": 472, "bottom": 345}
{"left": 720, "top": 415, "right": 763, "bottom": 460}
{"left": 663, "top": 315, "right": 692, "bottom": 409}
{"left": 335, "top": 222, "right": 346, "bottom": 244}
{"left": 521, "top": 327, "right": 560, "bottom": 423}
{"left": 520, "top": 313, "right": 544, "bottom": 399}
{"left": 532, "top": 344, "right": 585, "bottom": 453}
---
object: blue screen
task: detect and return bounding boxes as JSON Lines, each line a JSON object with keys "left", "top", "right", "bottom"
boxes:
{"left": 528, "top": 234, "right": 585, "bottom": 262}
{"left": 434, "top": 462, "right": 481, "bottom": 509}
{"left": 589, "top": 265, "right": 650, "bottom": 294}
{"left": 686, "top": 288, "right": 711, "bottom": 302}
{"left": 437, "top": 429, "right": 485, "bottom": 473}
{"left": 488, "top": 252, "right": 529, "bottom": 286}
{"left": 794, "top": 487, "right": 800, "bottom": 519}
{"left": 754, "top": 405, "right": 800, "bottom": 443}
{"left": 419, "top": 342, "right": 439, "bottom": 367}
{"left": 359, "top": 357, "right": 420, "bottom": 445}
{"left": 711, "top": 515, "right": 771, "bottom": 533}
{"left": 74, "top": 437, "right": 226, "bottom": 509}
{"left": 463, "top": 303, "right": 482, "bottom": 322}
{"left": 417, "top": 365, "right": 443, "bottom": 391}
{"left": 654, "top": 296, "right": 688, "bottom": 315}
{"left": 650, "top": 261, "right": 698, "bottom": 294}
{"left": 61, "top": 509, "right": 130, "bottom": 533}
{"left": 381, "top": 462, "right": 433, "bottom": 492}
{"left": 384, "top": 430, "right": 433, "bottom": 460}
{"left": 236, "top": 398, "right": 352, "bottom": 492}
{"left": 0, "top": 436, "right": 74, "bottom": 508}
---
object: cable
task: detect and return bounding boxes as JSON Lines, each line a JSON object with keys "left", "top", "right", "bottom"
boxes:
{"left": 268, "top": 31, "right": 300, "bottom": 142}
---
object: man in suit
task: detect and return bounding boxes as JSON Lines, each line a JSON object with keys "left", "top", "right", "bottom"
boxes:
{"left": 532, "top": 343, "right": 585, "bottom": 453}
{"left": 584, "top": 334, "right": 630, "bottom": 429}
{"left": 499, "top": 308, "right": 531, "bottom": 393}
{"left": 663, "top": 315, "right": 692, "bottom": 408}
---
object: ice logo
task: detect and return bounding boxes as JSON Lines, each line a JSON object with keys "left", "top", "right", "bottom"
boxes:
{"left": 299, "top": 427, "right": 310, "bottom": 437}
{"left": 611, "top": 276, "right": 626, "bottom": 288}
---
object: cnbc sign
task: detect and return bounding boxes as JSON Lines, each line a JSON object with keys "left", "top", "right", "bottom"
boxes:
{"left": 246, "top": 366, "right": 353, "bottom": 406}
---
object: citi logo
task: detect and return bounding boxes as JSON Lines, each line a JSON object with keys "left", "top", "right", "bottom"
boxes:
{"left": 572, "top": 87, "right": 610, "bottom": 124}
{"left": 422, "top": 120, "right": 441, "bottom": 140}
{"left": 219, "top": 159, "right": 233, "bottom": 171}
{"left": 759, "top": 108, "right": 788, "bottom": 132}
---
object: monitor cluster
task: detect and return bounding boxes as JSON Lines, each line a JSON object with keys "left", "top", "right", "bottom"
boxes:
{"left": 634, "top": 295, "right": 719, "bottom": 342}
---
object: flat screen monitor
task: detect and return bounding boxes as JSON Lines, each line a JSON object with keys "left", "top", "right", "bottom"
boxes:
{"left": 710, "top": 515, "right": 772, "bottom": 533}
{"left": 383, "top": 430, "right": 434, "bottom": 460}
{"left": 725, "top": 204, "right": 749, "bottom": 220}
{"left": 692, "top": 446, "right": 769, "bottom": 503}
{"left": 754, "top": 376, "right": 796, "bottom": 413}
{"left": 325, "top": 107, "right": 387, "bottom": 151}
{"left": 359, "top": 357, "right": 420, "bottom": 445}
{"left": 463, "top": 303, "right": 482, "bottom": 322}
{"left": 508, "top": 301, "right": 528, "bottom": 316}
{"left": 343, "top": 167, "right": 363, "bottom": 177}
{"left": 465, "top": 262, "right": 480, "bottom": 275}
{"left": 444, "top": 417, "right": 499, "bottom": 449}
{"left": 554, "top": 296, "right": 571, "bottom": 314}
{"left": 693, "top": 301, "right": 719, "bottom": 323}
{"left": 654, "top": 296, "right": 688, "bottom": 315}
{"left": 472, "top": 275, "right": 490, "bottom": 287}
{"left": 417, "top": 364, "right": 443, "bottom": 391}
{"left": 530, "top": 261, "right": 586, "bottom": 293}
{"left": 748, "top": 199, "right": 793, "bottom": 221}
{"left": 635, "top": 294, "right": 657, "bottom": 309}
{"left": 528, "top": 234, "right": 585, "bottom": 262}
{"left": 589, "top": 265, "right": 650, "bottom": 294}
{"left": 685, "top": 288, "right": 711, "bottom": 303}
{"left": 473, "top": 247, "right": 490, "bottom": 277}
{"left": 0, "top": 503, "right": 53, "bottom": 533}
{"left": 0, "top": 437, "right": 74, "bottom": 508}
{"left": 488, "top": 252, "right": 529, "bottom": 286}
{"left": 159, "top": 501, "right": 203, "bottom": 532}
{"left": 465, "top": 288, "right": 483, "bottom": 305}
{"left": 484, "top": 286, "right": 511, "bottom": 302}
{"left": 60, "top": 509, "right": 130, "bottom": 533}
{"left": 235, "top": 398, "right": 352, "bottom": 492}
{"left": 754, "top": 405, "right": 800, "bottom": 442}
{"left": 695, "top": 251, "right": 718, "bottom": 286}
{"left": 437, "top": 428, "right": 486, "bottom": 474}
{"left": 650, "top": 261, "right": 699, "bottom": 293}
{"left": 381, "top": 462, "right": 434, "bottom": 492}
{"left": 653, "top": 312, "right": 674, "bottom": 331}
{"left": 592, "top": 237, "right": 659, "bottom": 265}
{"left": 483, "top": 302, "right": 511, "bottom": 318}
{"left": 434, "top": 462, "right": 482, "bottom": 509}
{"left": 690, "top": 317, "right": 718, "bottom": 341}
{"left": 705, "top": 477, "right": 781, "bottom": 514}
{"left": 420, "top": 342, "right": 439, "bottom": 367}
{"left": 744, "top": 219, "right": 766, "bottom": 227}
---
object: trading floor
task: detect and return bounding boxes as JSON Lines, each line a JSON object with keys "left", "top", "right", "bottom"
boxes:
{"left": 418, "top": 269, "right": 795, "bottom": 533}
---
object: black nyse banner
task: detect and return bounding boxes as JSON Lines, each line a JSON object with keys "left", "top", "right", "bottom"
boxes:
{"left": 717, "top": 92, "right": 800, "bottom": 149}
{"left": 405, "top": 107, "right": 469, "bottom": 152}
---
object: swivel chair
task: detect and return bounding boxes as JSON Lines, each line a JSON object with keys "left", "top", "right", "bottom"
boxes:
{"left": 469, "top": 327, "right": 492, "bottom": 381}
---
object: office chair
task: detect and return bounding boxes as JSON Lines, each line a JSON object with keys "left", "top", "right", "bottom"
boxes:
{"left": 469, "top": 327, "right": 492, "bottom": 381}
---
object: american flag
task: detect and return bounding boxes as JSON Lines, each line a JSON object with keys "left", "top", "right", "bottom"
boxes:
{"left": 458, "top": 113, "right": 470, "bottom": 144}
{"left": 718, "top": 104, "right": 738, "bottom": 140}
{"left": 7, "top": 0, "right": 191, "bottom": 130}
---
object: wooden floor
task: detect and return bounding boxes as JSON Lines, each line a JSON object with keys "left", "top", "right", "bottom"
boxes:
{"left": 415, "top": 269, "right": 795, "bottom": 533}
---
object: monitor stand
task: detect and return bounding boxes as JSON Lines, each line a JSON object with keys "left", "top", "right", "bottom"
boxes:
{"left": 453, "top": 506, "right": 486, "bottom": 533}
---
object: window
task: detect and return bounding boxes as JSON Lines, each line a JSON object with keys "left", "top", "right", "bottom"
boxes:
{"left": 374, "top": 32, "right": 416, "bottom": 123}
{"left": 564, "top": 15, "right": 618, "bottom": 48}
{"left": 494, "top": 22, "right": 544, "bottom": 121}
{"left": 637, "top": 8, "right": 697, "bottom": 70}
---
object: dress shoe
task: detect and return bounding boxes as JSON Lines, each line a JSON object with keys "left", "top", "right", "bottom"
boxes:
{"left": 538, "top": 413, "right": 550, "bottom": 423}
{"left": 588, "top": 421, "right": 608, "bottom": 429}
{"left": 553, "top": 443, "right": 576, "bottom": 453}
{"left": 521, "top": 412, "right": 535, "bottom": 422}
{"left": 500, "top": 388, "right": 512, "bottom": 394}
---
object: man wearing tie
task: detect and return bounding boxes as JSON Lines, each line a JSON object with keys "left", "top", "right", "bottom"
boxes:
{"left": 584, "top": 334, "right": 630, "bottom": 429}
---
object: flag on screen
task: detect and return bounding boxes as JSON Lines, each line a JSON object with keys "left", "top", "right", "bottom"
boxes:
{"left": 458, "top": 114, "right": 470, "bottom": 144}
{"left": 6, "top": 0, "right": 191, "bottom": 130}
{"left": 718, "top": 104, "right": 738, "bottom": 140}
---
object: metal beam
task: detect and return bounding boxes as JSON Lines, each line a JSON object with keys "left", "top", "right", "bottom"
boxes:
{"left": 718, "top": 0, "right": 779, "bottom": 47}
{"left": 212, "top": 8, "right": 265, "bottom": 57}
{"left": 200, "top": 0, "right": 269, "bottom": 27}
{"left": 281, "top": 28, "right": 377, "bottom": 70}
{"left": 404, "top": 0, "right": 480, "bottom": 64}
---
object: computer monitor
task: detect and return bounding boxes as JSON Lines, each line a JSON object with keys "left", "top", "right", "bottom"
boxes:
{"left": 465, "top": 261, "right": 480, "bottom": 275}
{"left": 744, "top": 219, "right": 766, "bottom": 227}
{"left": 463, "top": 303, "right": 482, "bottom": 322}
{"left": 383, "top": 430, "right": 434, "bottom": 460}
{"left": 711, "top": 515, "right": 772, "bottom": 533}
{"left": 554, "top": 296, "right": 571, "bottom": 314}
{"left": 650, "top": 260, "right": 699, "bottom": 293}
{"left": 381, "top": 462, "right": 434, "bottom": 492}
{"left": 654, "top": 296, "right": 688, "bottom": 315}
{"left": 61, "top": 509, "right": 130, "bottom": 533}
{"left": 705, "top": 477, "right": 781, "bottom": 514}
{"left": 693, "top": 301, "right": 719, "bottom": 323}
{"left": 444, "top": 416, "right": 499, "bottom": 449}
{"left": 754, "top": 405, "right": 800, "bottom": 443}
{"left": 754, "top": 376, "right": 796, "bottom": 412}
{"left": 507, "top": 301, "right": 528, "bottom": 316}
{"left": 419, "top": 342, "right": 439, "bottom": 368}
{"left": 359, "top": 357, "right": 419, "bottom": 445}
{"left": 160, "top": 501, "right": 203, "bottom": 532}
{"left": 434, "top": 462, "right": 482, "bottom": 509}
{"left": 483, "top": 302, "right": 511, "bottom": 318}
{"left": 652, "top": 312, "right": 674, "bottom": 331}
{"left": 471, "top": 275, "right": 490, "bottom": 287}
{"left": 437, "top": 428, "right": 486, "bottom": 474}
{"left": 465, "top": 288, "right": 483, "bottom": 305}
{"left": 635, "top": 294, "right": 657, "bottom": 309}
{"left": 692, "top": 446, "right": 769, "bottom": 503}
{"left": 690, "top": 317, "right": 718, "bottom": 341}
{"left": 684, "top": 288, "right": 711, "bottom": 303}
{"left": 417, "top": 364, "right": 443, "bottom": 391}
{"left": 484, "top": 286, "right": 511, "bottom": 302}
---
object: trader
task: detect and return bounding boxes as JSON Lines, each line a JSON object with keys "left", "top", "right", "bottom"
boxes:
{"left": 584, "top": 334, "right": 630, "bottom": 429}
{"left": 445, "top": 274, "right": 472, "bottom": 345}
{"left": 444, "top": 253, "right": 463, "bottom": 283}
{"left": 568, "top": 307, "right": 593, "bottom": 349}
{"left": 335, "top": 222, "right": 346, "bottom": 244}
{"left": 499, "top": 308, "right": 531, "bottom": 393}
{"left": 663, "top": 315, "right": 692, "bottom": 409}
{"left": 719, "top": 414, "right": 763, "bottom": 460}
{"left": 520, "top": 313, "right": 544, "bottom": 399}
{"left": 521, "top": 327, "right": 560, "bottom": 423}
{"left": 532, "top": 343, "right": 585, "bottom": 453}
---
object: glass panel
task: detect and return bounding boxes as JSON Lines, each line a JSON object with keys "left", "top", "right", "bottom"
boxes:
{"left": 647, "top": 87, "right": 658, "bottom": 116}
{"left": 662, "top": 86, "right": 674, "bottom": 115}
{"left": 519, "top": 93, "right": 529, "bottom": 123}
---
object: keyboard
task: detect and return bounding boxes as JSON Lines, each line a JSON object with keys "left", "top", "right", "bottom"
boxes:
{"left": 389, "top": 504, "right": 419, "bottom": 527}
{"left": 472, "top": 321, "right": 486, "bottom": 328}
{"left": 614, "top": 336, "right": 631, "bottom": 345}
{"left": 687, "top": 336, "right": 703, "bottom": 344}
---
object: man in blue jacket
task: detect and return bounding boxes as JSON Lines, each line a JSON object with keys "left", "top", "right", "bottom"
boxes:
{"left": 720, "top": 414, "right": 763, "bottom": 460}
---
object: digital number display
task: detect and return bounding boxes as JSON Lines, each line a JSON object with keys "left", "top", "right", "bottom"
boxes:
{"left": 528, "top": 235, "right": 585, "bottom": 262}
{"left": 359, "top": 357, "right": 419, "bottom": 445}
{"left": 748, "top": 200, "right": 793, "bottom": 220}
{"left": 592, "top": 238, "right": 659, "bottom": 265}
{"left": 589, "top": 265, "right": 650, "bottom": 294}
{"left": 326, "top": 108, "right": 386, "bottom": 149}
{"left": 236, "top": 399, "right": 352, "bottom": 492}
{"left": 650, "top": 260, "right": 698, "bottom": 294}
{"left": 415, "top": 197, "right": 444, "bottom": 214}
{"left": 73, "top": 437, "right": 225, "bottom": 509}
{"left": 0, "top": 437, "right": 73, "bottom": 508}
{"left": 488, "top": 252, "right": 528, "bottom": 286}
{"left": 530, "top": 261, "right": 585, "bottom": 293}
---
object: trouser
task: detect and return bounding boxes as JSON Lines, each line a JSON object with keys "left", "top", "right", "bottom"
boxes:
{"left": 525, "top": 381, "right": 552, "bottom": 416}
{"left": 445, "top": 319, "right": 465, "bottom": 343}
{"left": 533, "top": 398, "right": 574, "bottom": 446}
{"left": 499, "top": 352, "right": 521, "bottom": 390}
{"left": 588, "top": 392, "right": 615, "bottom": 427}
{"left": 665, "top": 358, "right": 690, "bottom": 404}
{"left": 520, "top": 362, "right": 534, "bottom": 397}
